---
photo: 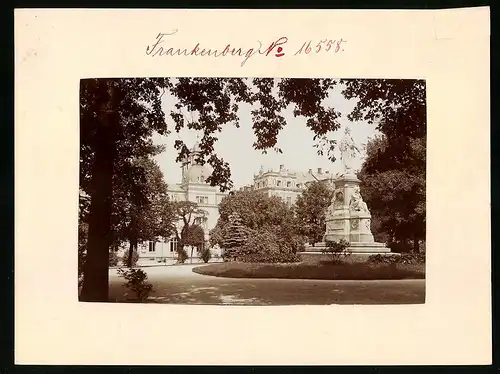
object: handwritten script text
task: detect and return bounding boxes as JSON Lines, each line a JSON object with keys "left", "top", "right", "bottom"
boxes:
{"left": 145, "top": 30, "right": 346, "bottom": 67}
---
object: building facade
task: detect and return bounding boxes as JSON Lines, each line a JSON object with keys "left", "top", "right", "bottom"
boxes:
{"left": 243, "top": 164, "right": 336, "bottom": 206}
{"left": 136, "top": 141, "right": 229, "bottom": 264}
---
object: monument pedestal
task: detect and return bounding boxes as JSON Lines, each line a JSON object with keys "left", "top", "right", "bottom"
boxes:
{"left": 319, "top": 173, "right": 389, "bottom": 254}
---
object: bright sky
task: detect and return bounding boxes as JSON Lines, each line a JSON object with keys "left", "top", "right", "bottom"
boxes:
{"left": 152, "top": 80, "right": 381, "bottom": 189}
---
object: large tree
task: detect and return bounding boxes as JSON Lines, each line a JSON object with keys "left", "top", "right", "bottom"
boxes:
{"left": 112, "top": 156, "right": 176, "bottom": 267}
{"left": 172, "top": 201, "right": 207, "bottom": 256}
{"left": 342, "top": 79, "right": 426, "bottom": 251}
{"left": 182, "top": 224, "right": 206, "bottom": 259}
{"left": 214, "top": 190, "right": 295, "bottom": 233}
{"left": 359, "top": 134, "right": 425, "bottom": 251}
{"left": 210, "top": 190, "right": 301, "bottom": 254}
{"left": 79, "top": 78, "right": 170, "bottom": 301}
{"left": 294, "top": 181, "right": 334, "bottom": 246}
{"left": 219, "top": 212, "right": 248, "bottom": 261}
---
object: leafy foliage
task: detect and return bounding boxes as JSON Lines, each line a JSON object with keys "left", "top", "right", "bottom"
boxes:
{"left": 212, "top": 191, "right": 304, "bottom": 263}
{"left": 183, "top": 224, "right": 206, "bottom": 259}
{"left": 176, "top": 247, "right": 189, "bottom": 264}
{"left": 221, "top": 212, "right": 248, "bottom": 260}
{"left": 200, "top": 248, "right": 212, "bottom": 263}
{"left": 294, "top": 181, "right": 333, "bottom": 245}
{"left": 117, "top": 267, "right": 154, "bottom": 302}
{"left": 122, "top": 250, "right": 139, "bottom": 267}
{"left": 183, "top": 224, "right": 205, "bottom": 248}
{"left": 359, "top": 135, "right": 425, "bottom": 249}
{"left": 193, "top": 261, "right": 425, "bottom": 281}
{"left": 368, "top": 252, "right": 426, "bottom": 265}
{"left": 168, "top": 78, "right": 342, "bottom": 192}
{"left": 80, "top": 78, "right": 171, "bottom": 301}
{"left": 113, "top": 156, "right": 176, "bottom": 267}
{"left": 172, "top": 201, "right": 207, "bottom": 260}
{"left": 238, "top": 229, "right": 302, "bottom": 263}
{"left": 345, "top": 79, "right": 426, "bottom": 251}
{"left": 109, "top": 250, "right": 119, "bottom": 267}
{"left": 213, "top": 190, "right": 297, "bottom": 235}
{"left": 322, "top": 239, "right": 351, "bottom": 263}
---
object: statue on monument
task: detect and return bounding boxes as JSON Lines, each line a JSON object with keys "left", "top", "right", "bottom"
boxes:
{"left": 340, "top": 126, "right": 361, "bottom": 174}
{"left": 349, "top": 187, "right": 369, "bottom": 213}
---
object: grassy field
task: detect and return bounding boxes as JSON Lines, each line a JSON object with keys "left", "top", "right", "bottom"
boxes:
{"left": 192, "top": 261, "right": 425, "bottom": 280}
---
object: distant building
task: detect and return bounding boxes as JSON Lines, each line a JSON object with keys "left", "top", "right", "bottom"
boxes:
{"left": 136, "top": 141, "right": 229, "bottom": 264}
{"left": 243, "top": 164, "right": 336, "bottom": 206}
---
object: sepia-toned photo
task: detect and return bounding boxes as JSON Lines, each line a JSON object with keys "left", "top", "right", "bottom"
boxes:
{"left": 79, "top": 77, "right": 426, "bottom": 305}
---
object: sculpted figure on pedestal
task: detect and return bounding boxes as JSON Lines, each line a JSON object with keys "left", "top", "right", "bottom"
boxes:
{"left": 340, "top": 126, "right": 361, "bottom": 174}
{"left": 349, "top": 187, "right": 369, "bottom": 213}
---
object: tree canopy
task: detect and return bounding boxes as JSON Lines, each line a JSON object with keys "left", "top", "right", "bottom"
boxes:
{"left": 172, "top": 201, "right": 207, "bottom": 249}
{"left": 294, "top": 181, "right": 334, "bottom": 246}
{"left": 359, "top": 134, "right": 425, "bottom": 250}
{"left": 351, "top": 79, "right": 426, "bottom": 251}
{"left": 215, "top": 190, "right": 295, "bottom": 232}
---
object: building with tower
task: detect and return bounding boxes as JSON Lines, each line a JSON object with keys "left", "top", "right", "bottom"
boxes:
{"left": 241, "top": 164, "right": 339, "bottom": 206}
{"left": 136, "top": 140, "right": 229, "bottom": 264}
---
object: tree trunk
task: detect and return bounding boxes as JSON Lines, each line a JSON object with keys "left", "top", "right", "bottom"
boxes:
{"left": 413, "top": 238, "right": 420, "bottom": 253}
{"left": 126, "top": 239, "right": 135, "bottom": 268}
{"left": 80, "top": 80, "right": 117, "bottom": 302}
{"left": 80, "top": 132, "right": 115, "bottom": 301}
{"left": 127, "top": 215, "right": 138, "bottom": 268}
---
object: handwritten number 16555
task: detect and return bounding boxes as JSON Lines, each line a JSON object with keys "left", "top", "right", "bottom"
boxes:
{"left": 294, "top": 38, "right": 346, "bottom": 55}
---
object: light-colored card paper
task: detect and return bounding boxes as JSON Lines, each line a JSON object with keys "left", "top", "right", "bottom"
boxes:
{"left": 14, "top": 7, "right": 491, "bottom": 365}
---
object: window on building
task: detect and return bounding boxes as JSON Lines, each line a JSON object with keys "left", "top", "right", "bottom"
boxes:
{"left": 148, "top": 241, "right": 156, "bottom": 252}
{"left": 169, "top": 237, "right": 178, "bottom": 253}
{"left": 287, "top": 181, "right": 291, "bottom": 188}
{"left": 277, "top": 180, "right": 282, "bottom": 187}
{"left": 297, "top": 183, "right": 302, "bottom": 189}
{"left": 196, "top": 196, "right": 209, "bottom": 204}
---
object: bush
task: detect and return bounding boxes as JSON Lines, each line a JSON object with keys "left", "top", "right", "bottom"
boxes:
{"left": 117, "top": 267, "right": 153, "bottom": 302}
{"left": 367, "top": 254, "right": 396, "bottom": 265}
{"left": 177, "top": 247, "right": 188, "bottom": 264}
{"left": 122, "top": 250, "right": 139, "bottom": 267}
{"left": 109, "top": 250, "right": 119, "bottom": 267}
{"left": 322, "top": 239, "right": 351, "bottom": 263}
{"left": 235, "top": 229, "right": 301, "bottom": 263}
{"left": 200, "top": 248, "right": 212, "bottom": 263}
{"left": 387, "top": 241, "right": 422, "bottom": 253}
{"left": 368, "top": 252, "right": 425, "bottom": 265}
{"left": 193, "top": 261, "right": 425, "bottom": 280}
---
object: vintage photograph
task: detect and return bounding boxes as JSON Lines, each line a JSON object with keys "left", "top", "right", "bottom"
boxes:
{"left": 79, "top": 77, "right": 426, "bottom": 305}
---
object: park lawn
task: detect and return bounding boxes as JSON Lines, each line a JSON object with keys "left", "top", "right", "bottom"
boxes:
{"left": 192, "top": 261, "right": 425, "bottom": 280}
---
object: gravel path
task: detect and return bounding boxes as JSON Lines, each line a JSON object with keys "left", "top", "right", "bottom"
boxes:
{"left": 109, "top": 264, "right": 425, "bottom": 305}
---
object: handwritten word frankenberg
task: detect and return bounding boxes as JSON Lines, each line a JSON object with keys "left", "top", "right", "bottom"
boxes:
{"left": 145, "top": 30, "right": 346, "bottom": 67}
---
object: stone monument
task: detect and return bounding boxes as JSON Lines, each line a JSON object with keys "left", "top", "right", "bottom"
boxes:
{"left": 316, "top": 127, "right": 389, "bottom": 254}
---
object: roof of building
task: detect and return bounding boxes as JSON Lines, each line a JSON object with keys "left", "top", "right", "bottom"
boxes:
{"left": 183, "top": 163, "right": 211, "bottom": 184}
{"left": 169, "top": 183, "right": 185, "bottom": 192}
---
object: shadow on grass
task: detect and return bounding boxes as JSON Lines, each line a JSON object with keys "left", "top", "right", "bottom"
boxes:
{"left": 192, "top": 261, "right": 426, "bottom": 280}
